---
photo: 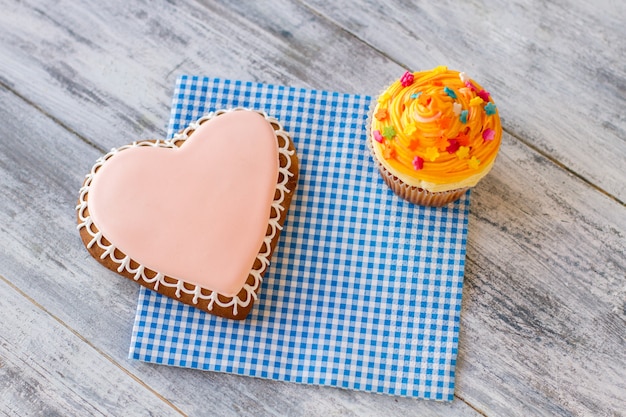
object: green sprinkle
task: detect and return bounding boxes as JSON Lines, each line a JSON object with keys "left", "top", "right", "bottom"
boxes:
{"left": 382, "top": 126, "right": 396, "bottom": 139}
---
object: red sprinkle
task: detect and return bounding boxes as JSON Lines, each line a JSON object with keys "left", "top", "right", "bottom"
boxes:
{"left": 400, "top": 71, "right": 415, "bottom": 87}
{"left": 483, "top": 128, "right": 496, "bottom": 141}
{"left": 446, "top": 139, "right": 460, "bottom": 154}
{"left": 477, "top": 90, "right": 491, "bottom": 102}
{"left": 412, "top": 155, "right": 424, "bottom": 170}
{"left": 373, "top": 130, "right": 384, "bottom": 143}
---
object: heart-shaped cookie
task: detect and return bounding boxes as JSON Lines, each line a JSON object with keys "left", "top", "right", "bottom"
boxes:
{"left": 77, "top": 109, "right": 298, "bottom": 319}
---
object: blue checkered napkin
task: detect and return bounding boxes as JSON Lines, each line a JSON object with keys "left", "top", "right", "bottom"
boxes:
{"left": 129, "top": 76, "right": 470, "bottom": 401}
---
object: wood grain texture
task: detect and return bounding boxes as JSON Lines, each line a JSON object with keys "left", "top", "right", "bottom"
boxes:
{"left": 0, "top": 0, "right": 624, "bottom": 415}
{"left": 0, "top": 275, "right": 183, "bottom": 417}
{"left": 0, "top": 0, "right": 398, "bottom": 152}
{"left": 459, "top": 133, "right": 625, "bottom": 416}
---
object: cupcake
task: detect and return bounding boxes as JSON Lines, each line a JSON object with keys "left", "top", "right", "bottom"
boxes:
{"left": 368, "top": 66, "right": 502, "bottom": 206}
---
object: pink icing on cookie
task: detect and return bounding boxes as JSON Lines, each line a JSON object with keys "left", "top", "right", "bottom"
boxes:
{"left": 87, "top": 110, "right": 279, "bottom": 297}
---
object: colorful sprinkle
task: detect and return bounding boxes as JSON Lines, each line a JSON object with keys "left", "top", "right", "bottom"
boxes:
{"left": 404, "top": 123, "right": 418, "bottom": 137}
{"left": 435, "top": 135, "right": 449, "bottom": 150}
{"left": 470, "top": 96, "right": 484, "bottom": 106}
{"left": 400, "top": 71, "right": 415, "bottom": 87}
{"left": 459, "top": 72, "right": 470, "bottom": 83}
{"left": 468, "top": 156, "right": 480, "bottom": 169}
{"left": 373, "top": 130, "right": 384, "bottom": 143}
{"left": 484, "top": 102, "right": 497, "bottom": 115}
{"left": 482, "top": 128, "right": 496, "bottom": 141}
{"left": 408, "top": 138, "right": 420, "bottom": 151}
{"left": 438, "top": 117, "right": 451, "bottom": 130}
{"left": 465, "top": 80, "right": 476, "bottom": 91}
{"left": 443, "top": 86, "right": 457, "bottom": 99}
{"left": 410, "top": 92, "right": 422, "bottom": 99}
{"left": 446, "top": 139, "right": 460, "bottom": 154}
{"left": 378, "top": 91, "right": 391, "bottom": 103}
{"left": 425, "top": 146, "right": 440, "bottom": 161}
{"left": 452, "top": 102, "right": 463, "bottom": 116}
{"left": 460, "top": 110, "right": 469, "bottom": 124}
{"left": 382, "top": 126, "right": 396, "bottom": 139}
{"left": 375, "top": 107, "right": 388, "bottom": 120}
{"left": 477, "top": 90, "right": 491, "bottom": 102}
{"left": 433, "top": 65, "right": 448, "bottom": 73}
{"left": 383, "top": 144, "right": 396, "bottom": 159}
{"left": 412, "top": 155, "right": 424, "bottom": 170}
{"left": 455, "top": 131, "right": 470, "bottom": 146}
{"left": 456, "top": 146, "right": 470, "bottom": 159}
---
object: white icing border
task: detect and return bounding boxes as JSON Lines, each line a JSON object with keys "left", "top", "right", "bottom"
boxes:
{"left": 76, "top": 108, "right": 295, "bottom": 317}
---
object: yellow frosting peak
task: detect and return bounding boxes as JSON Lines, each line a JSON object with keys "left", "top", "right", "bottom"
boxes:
{"left": 370, "top": 68, "right": 502, "bottom": 192}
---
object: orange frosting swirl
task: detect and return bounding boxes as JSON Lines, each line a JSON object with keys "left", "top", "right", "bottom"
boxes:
{"left": 370, "top": 66, "right": 502, "bottom": 192}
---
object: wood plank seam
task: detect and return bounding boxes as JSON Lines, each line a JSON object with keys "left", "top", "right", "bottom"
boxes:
{"left": 0, "top": 79, "right": 107, "bottom": 155}
{"left": 0, "top": 272, "right": 188, "bottom": 417}
{"left": 501, "top": 127, "right": 625, "bottom": 207}
{"left": 295, "top": 0, "right": 415, "bottom": 70}
{"left": 454, "top": 393, "right": 489, "bottom": 417}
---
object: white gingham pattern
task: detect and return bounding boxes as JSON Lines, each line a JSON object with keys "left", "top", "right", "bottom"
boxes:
{"left": 129, "top": 76, "right": 470, "bottom": 401}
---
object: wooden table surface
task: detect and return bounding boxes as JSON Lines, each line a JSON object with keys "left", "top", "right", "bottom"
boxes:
{"left": 1, "top": 1, "right": 624, "bottom": 416}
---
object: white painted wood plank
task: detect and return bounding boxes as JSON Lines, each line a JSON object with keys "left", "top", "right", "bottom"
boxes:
{"left": 0, "top": 0, "right": 398, "bottom": 151}
{"left": 0, "top": 85, "right": 482, "bottom": 416}
{"left": 296, "top": 0, "right": 626, "bottom": 202}
{"left": 0, "top": 276, "right": 182, "bottom": 416}
{"left": 456, "top": 133, "right": 626, "bottom": 416}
